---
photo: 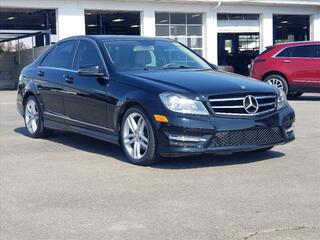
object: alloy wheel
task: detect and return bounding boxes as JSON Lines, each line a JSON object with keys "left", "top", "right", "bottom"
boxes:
{"left": 25, "top": 99, "right": 39, "bottom": 134}
{"left": 266, "top": 78, "right": 284, "bottom": 91}
{"left": 123, "top": 113, "right": 149, "bottom": 160}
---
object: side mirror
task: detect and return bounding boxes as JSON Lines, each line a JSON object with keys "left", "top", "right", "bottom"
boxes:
{"left": 77, "top": 65, "right": 104, "bottom": 77}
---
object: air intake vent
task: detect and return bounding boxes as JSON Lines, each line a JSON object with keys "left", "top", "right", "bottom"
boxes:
{"left": 210, "top": 127, "right": 283, "bottom": 148}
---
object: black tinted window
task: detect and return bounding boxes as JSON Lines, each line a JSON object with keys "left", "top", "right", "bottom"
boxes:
{"left": 292, "top": 45, "right": 316, "bottom": 58}
{"left": 40, "top": 47, "right": 55, "bottom": 66}
{"left": 315, "top": 45, "right": 320, "bottom": 58}
{"left": 50, "top": 40, "right": 76, "bottom": 69}
{"left": 276, "top": 47, "right": 293, "bottom": 57}
{"left": 73, "top": 40, "right": 103, "bottom": 70}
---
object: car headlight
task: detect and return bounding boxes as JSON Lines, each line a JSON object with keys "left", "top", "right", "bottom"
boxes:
{"left": 277, "top": 89, "right": 288, "bottom": 110}
{"left": 159, "top": 93, "right": 210, "bottom": 115}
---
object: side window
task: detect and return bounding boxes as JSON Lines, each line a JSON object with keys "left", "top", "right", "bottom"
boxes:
{"left": 315, "top": 45, "right": 320, "bottom": 58}
{"left": 291, "top": 45, "right": 316, "bottom": 58}
{"left": 276, "top": 47, "right": 293, "bottom": 58}
{"left": 73, "top": 40, "right": 104, "bottom": 70}
{"left": 40, "top": 47, "right": 56, "bottom": 66}
{"left": 50, "top": 40, "right": 76, "bottom": 69}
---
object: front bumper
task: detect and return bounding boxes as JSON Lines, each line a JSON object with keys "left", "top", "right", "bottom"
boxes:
{"left": 156, "top": 106, "right": 295, "bottom": 157}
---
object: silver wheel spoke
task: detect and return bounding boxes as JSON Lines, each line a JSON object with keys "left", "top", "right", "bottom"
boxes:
{"left": 140, "top": 140, "right": 148, "bottom": 150}
{"left": 27, "top": 119, "right": 33, "bottom": 130}
{"left": 31, "top": 119, "right": 37, "bottom": 132}
{"left": 267, "top": 78, "right": 283, "bottom": 90}
{"left": 137, "top": 117, "right": 143, "bottom": 131}
{"left": 27, "top": 106, "right": 32, "bottom": 115}
{"left": 140, "top": 135, "right": 148, "bottom": 144}
{"left": 128, "top": 116, "right": 137, "bottom": 132}
{"left": 31, "top": 102, "right": 37, "bottom": 115}
{"left": 133, "top": 141, "right": 141, "bottom": 159}
{"left": 124, "top": 134, "right": 135, "bottom": 145}
{"left": 139, "top": 121, "right": 145, "bottom": 133}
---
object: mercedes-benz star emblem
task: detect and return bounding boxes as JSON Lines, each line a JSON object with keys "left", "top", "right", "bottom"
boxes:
{"left": 243, "top": 95, "right": 259, "bottom": 114}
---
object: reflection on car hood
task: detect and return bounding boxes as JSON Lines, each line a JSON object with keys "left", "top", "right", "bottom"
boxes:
{"left": 122, "top": 70, "right": 276, "bottom": 96}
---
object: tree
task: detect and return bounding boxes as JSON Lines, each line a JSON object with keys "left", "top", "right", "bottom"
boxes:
{"left": 0, "top": 41, "right": 28, "bottom": 52}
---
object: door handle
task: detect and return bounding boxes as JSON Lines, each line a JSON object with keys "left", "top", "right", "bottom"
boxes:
{"left": 283, "top": 60, "right": 292, "bottom": 63}
{"left": 38, "top": 70, "right": 44, "bottom": 77}
{"left": 63, "top": 74, "right": 74, "bottom": 84}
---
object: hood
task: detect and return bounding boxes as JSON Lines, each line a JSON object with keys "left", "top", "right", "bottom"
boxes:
{"left": 120, "top": 69, "right": 277, "bottom": 97}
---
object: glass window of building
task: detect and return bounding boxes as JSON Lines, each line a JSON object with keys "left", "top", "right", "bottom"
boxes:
{"left": 155, "top": 12, "right": 203, "bottom": 56}
{"left": 273, "top": 15, "right": 310, "bottom": 43}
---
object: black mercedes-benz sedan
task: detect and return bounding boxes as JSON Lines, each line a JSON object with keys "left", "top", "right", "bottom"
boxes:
{"left": 17, "top": 36, "right": 295, "bottom": 165}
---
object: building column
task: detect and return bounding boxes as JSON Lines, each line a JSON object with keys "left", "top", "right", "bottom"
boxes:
{"left": 205, "top": 9, "right": 218, "bottom": 64}
{"left": 310, "top": 11, "right": 320, "bottom": 41}
{"left": 259, "top": 12, "right": 273, "bottom": 52}
{"left": 141, "top": 9, "right": 155, "bottom": 37}
{"left": 56, "top": 7, "right": 86, "bottom": 40}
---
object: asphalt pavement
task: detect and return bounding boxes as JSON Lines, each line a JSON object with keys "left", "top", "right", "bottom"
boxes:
{"left": 1, "top": 91, "right": 319, "bottom": 240}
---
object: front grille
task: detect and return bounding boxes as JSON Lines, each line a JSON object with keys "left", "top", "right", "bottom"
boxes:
{"left": 210, "top": 127, "right": 283, "bottom": 148}
{"left": 209, "top": 93, "right": 277, "bottom": 116}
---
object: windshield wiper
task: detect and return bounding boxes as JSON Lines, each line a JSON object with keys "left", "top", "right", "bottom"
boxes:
{"left": 195, "top": 68, "right": 214, "bottom": 71}
{"left": 161, "top": 64, "right": 193, "bottom": 69}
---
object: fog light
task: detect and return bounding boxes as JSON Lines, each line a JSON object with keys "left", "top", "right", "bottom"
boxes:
{"left": 168, "top": 134, "right": 210, "bottom": 142}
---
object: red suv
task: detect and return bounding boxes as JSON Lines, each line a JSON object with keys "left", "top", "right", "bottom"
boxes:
{"left": 251, "top": 41, "right": 320, "bottom": 97}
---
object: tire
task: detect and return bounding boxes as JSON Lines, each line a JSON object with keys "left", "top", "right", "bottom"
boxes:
{"left": 24, "top": 95, "right": 52, "bottom": 138}
{"left": 120, "top": 106, "right": 160, "bottom": 166}
{"left": 288, "top": 92, "right": 303, "bottom": 98}
{"left": 264, "top": 74, "right": 289, "bottom": 95}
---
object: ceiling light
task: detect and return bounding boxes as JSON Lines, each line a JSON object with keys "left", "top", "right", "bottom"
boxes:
{"left": 160, "top": 20, "right": 168, "bottom": 23}
{"left": 8, "top": 17, "right": 16, "bottom": 20}
{"left": 40, "top": 24, "right": 45, "bottom": 27}
{"left": 86, "top": 12, "right": 93, "bottom": 15}
{"left": 303, "top": 26, "right": 308, "bottom": 29}
{"left": 112, "top": 18, "right": 125, "bottom": 22}
{"left": 281, "top": 20, "right": 288, "bottom": 24}
{"left": 130, "top": 25, "right": 140, "bottom": 28}
{"left": 192, "top": 14, "right": 201, "bottom": 18}
{"left": 87, "top": 24, "right": 97, "bottom": 27}
{"left": 277, "top": 26, "right": 283, "bottom": 29}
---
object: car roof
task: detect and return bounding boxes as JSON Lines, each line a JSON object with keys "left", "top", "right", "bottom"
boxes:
{"left": 273, "top": 41, "right": 320, "bottom": 48}
{"left": 59, "top": 35, "right": 173, "bottom": 43}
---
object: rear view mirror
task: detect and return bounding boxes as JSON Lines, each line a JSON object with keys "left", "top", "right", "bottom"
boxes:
{"left": 77, "top": 65, "right": 104, "bottom": 77}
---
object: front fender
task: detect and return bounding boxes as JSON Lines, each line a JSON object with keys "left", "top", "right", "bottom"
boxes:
{"left": 114, "top": 88, "right": 161, "bottom": 131}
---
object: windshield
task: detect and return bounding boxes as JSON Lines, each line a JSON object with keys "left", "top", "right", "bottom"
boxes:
{"left": 104, "top": 39, "right": 211, "bottom": 71}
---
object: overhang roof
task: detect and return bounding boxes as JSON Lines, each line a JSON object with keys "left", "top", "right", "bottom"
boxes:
{"left": 140, "top": 0, "right": 320, "bottom": 6}
{"left": 0, "top": 29, "right": 50, "bottom": 43}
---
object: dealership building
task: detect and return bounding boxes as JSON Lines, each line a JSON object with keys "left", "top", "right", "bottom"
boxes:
{"left": 0, "top": 0, "right": 320, "bottom": 88}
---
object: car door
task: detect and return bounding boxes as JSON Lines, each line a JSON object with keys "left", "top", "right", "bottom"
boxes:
{"left": 62, "top": 39, "right": 110, "bottom": 130}
{"left": 286, "top": 44, "right": 319, "bottom": 87}
{"left": 315, "top": 44, "right": 320, "bottom": 85}
{"left": 36, "top": 40, "right": 76, "bottom": 120}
